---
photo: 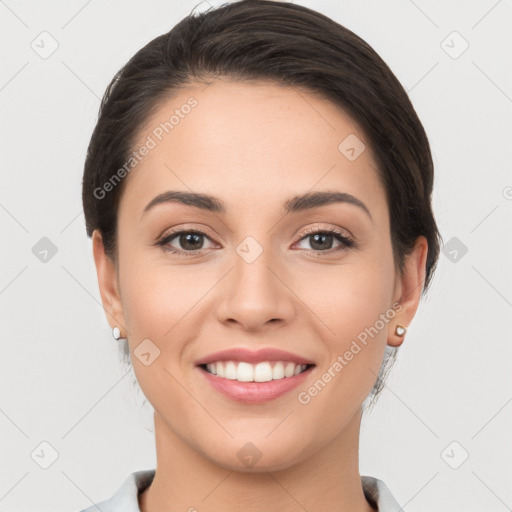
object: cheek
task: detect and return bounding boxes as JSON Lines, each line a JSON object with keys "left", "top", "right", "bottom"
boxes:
{"left": 294, "top": 254, "right": 395, "bottom": 344}
{"left": 295, "top": 270, "right": 393, "bottom": 429}
{"left": 118, "top": 258, "right": 203, "bottom": 408}
{"left": 119, "top": 246, "right": 205, "bottom": 338}
{"left": 299, "top": 251, "right": 396, "bottom": 398}
{"left": 118, "top": 251, "right": 219, "bottom": 396}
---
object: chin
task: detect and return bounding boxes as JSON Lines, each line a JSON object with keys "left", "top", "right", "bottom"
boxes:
{"left": 202, "top": 438, "right": 308, "bottom": 473}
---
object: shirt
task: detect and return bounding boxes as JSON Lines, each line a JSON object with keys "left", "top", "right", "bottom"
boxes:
{"left": 77, "top": 469, "right": 404, "bottom": 512}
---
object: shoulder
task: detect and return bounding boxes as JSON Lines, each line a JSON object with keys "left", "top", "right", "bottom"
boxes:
{"left": 361, "top": 475, "right": 403, "bottom": 512}
{"left": 75, "top": 469, "right": 155, "bottom": 512}
{"left": 74, "top": 470, "right": 401, "bottom": 512}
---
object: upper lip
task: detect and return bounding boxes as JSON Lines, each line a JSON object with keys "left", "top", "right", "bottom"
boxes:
{"left": 194, "top": 347, "right": 315, "bottom": 366}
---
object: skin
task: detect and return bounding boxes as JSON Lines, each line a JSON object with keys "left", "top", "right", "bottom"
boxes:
{"left": 92, "top": 79, "right": 427, "bottom": 512}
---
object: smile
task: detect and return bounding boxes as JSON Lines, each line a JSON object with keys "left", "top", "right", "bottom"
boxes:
{"left": 201, "top": 360, "right": 311, "bottom": 382}
{"left": 197, "top": 362, "right": 316, "bottom": 404}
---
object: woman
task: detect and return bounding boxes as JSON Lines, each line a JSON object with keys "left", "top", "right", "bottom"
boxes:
{"left": 79, "top": 0, "right": 441, "bottom": 510}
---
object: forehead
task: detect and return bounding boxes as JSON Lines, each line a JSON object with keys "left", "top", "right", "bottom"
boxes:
{"left": 120, "top": 79, "right": 387, "bottom": 221}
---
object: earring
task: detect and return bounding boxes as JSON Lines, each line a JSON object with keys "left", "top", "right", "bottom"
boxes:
{"left": 395, "top": 324, "right": 407, "bottom": 336}
{"left": 112, "top": 326, "right": 124, "bottom": 340}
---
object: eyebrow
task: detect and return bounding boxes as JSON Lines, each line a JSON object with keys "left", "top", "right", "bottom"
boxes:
{"left": 141, "top": 190, "right": 372, "bottom": 220}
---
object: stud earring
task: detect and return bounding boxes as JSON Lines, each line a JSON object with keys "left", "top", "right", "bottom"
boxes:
{"left": 395, "top": 324, "right": 406, "bottom": 336}
{"left": 112, "top": 326, "right": 125, "bottom": 340}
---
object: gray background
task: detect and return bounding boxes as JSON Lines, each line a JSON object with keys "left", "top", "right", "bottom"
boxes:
{"left": 1, "top": 0, "right": 511, "bottom": 511}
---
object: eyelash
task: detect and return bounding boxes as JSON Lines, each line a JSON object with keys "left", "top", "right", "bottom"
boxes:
{"left": 156, "top": 225, "right": 356, "bottom": 257}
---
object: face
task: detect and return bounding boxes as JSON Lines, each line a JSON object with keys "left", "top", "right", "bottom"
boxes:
{"left": 94, "top": 79, "right": 426, "bottom": 472}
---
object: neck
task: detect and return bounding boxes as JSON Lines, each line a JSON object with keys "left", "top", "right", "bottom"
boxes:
{"left": 139, "top": 407, "right": 376, "bottom": 512}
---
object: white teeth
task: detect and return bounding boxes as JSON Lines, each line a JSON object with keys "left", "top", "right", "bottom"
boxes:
{"left": 203, "top": 361, "right": 309, "bottom": 382}
{"left": 285, "top": 362, "right": 296, "bottom": 377}
{"left": 238, "top": 362, "right": 255, "bottom": 382}
{"left": 254, "top": 362, "right": 273, "bottom": 382}
{"left": 225, "top": 361, "right": 237, "bottom": 380}
{"left": 272, "top": 362, "right": 285, "bottom": 380}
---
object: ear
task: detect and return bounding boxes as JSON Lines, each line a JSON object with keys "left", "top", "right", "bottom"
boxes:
{"left": 92, "top": 229, "right": 127, "bottom": 337}
{"left": 389, "top": 235, "right": 428, "bottom": 347}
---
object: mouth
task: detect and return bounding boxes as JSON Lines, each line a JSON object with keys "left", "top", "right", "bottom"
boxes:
{"left": 197, "top": 361, "right": 315, "bottom": 382}
{"left": 196, "top": 361, "right": 316, "bottom": 404}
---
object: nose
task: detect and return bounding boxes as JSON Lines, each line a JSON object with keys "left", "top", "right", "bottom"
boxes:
{"left": 216, "top": 244, "right": 295, "bottom": 332}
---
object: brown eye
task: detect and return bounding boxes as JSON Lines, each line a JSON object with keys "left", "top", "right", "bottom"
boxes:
{"left": 295, "top": 226, "right": 355, "bottom": 253}
{"left": 157, "top": 230, "right": 215, "bottom": 255}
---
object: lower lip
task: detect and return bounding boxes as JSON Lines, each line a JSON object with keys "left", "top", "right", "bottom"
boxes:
{"left": 197, "top": 365, "right": 315, "bottom": 404}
